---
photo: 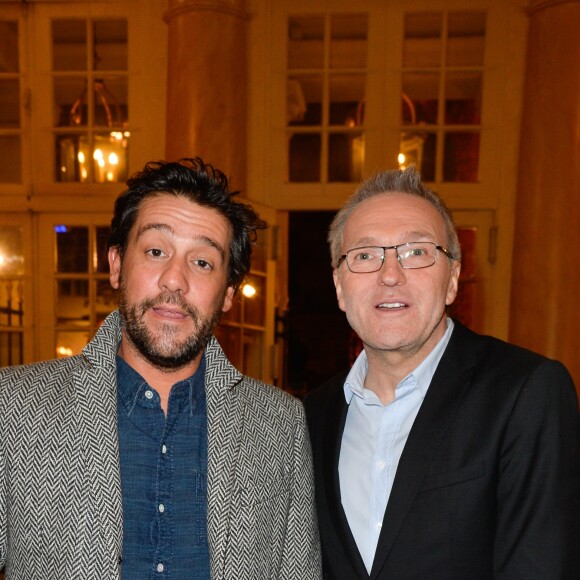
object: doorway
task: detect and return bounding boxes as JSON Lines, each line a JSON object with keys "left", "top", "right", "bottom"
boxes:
{"left": 285, "top": 211, "right": 352, "bottom": 398}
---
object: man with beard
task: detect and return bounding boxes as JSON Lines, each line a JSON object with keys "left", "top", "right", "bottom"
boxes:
{"left": 0, "top": 158, "right": 322, "bottom": 579}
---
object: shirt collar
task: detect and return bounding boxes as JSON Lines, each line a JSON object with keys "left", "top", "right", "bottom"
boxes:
{"left": 116, "top": 352, "right": 206, "bottom": 416}
{"left": 344, "top": 318, "right": 454, "bottom": 403}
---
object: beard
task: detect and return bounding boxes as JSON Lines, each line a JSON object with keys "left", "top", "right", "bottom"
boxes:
{"left": 118, "top": 281, "right": 225, "bottom": 372}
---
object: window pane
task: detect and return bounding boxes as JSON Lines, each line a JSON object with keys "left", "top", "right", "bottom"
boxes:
{"left": 329, "top": 132, "right": 363, "bottom": 183}
{"left": 56, "top": 279, "right": 89, "bottom": 326}
{"left": 400, "top": 131, "right": 436, "bottom": 181}
{"left": 52, "top": 20, "right": 87, "bottom": 71}
{"left": 0, "top": 279, "right": 24, "bottom": 327}
{"left": 243, "top": 329, "right": 263, "bottom": 378}
{"left": 447, "top": 12, "right": 486, "bottom": 66}
{"left": 288, "top": 15, "right": 324, "bottom": 69}
{"left": 404, "top": 12, "right": 442, "bottom": 68}
{"left": 329, "top": 74, "right": 365, "bottom": 125}
{"left": 402, "top": 73, "right": 439, "bottom": 125}
{"left": 243, "top": 275, "right": 265, "bottom": 327}
{"left": 96, "top": 226, "right": 111, "bottom": 273}
{"left": 288, "top": 133, "right": 320, "bottom": 182}
{"left": 251, "top": 227, "right": 268, "bottom": 272}
{"left": 93, "top": 132, "right": 129, "bottom": 183}
{"left": 287, "top": 76, "right": 322, "bottom": 126}
{"left": 220, "top": 296, "right": 241, "bottom": 324}
{"left": 450, "top": 226, "right": 478, "bottom": 328}
{"left": 0, "top": 80, "right": 20, "bottom": 127}
{"left": 443, "top": 132, "right": 480, "bottom": 182}
{"left": 52, "top": 18, "right": 129, "bottom": 184}
{"left": 96, "top": 279, "right": 116, "bottom": 324}
{"left": 92, "top": 77, "right": 128, "bottom": 127}
{"left": 445, "top": 72, "right": 482, "bottom": 125}
{"left": 56, "top": 134, "right": 87, "bottom": 182}
{"left": 0, "top": 226, "right": 24, "bottom": 275}
{"left": 214, "top": 324, "right": 240, "bottom": 366}
{"left": 0, "top": 225, "right": 25, "bottom": 365}
{"left": 94, "top": 20, "right": 128, "bottom": 70}
{"left": 56, "top": 226, "right": 89, "bottom": 273}
{"left": 56, "top": 330, "right": 90, "bottom": 358}
{"left": 330, "top": 14, "right": 367, "bottom": 69}
{"left": 0, "top": 330, "right": 23, "bottom": 367}
{"left": 55, "top": 77, "right": 88, "bottom": 127}
{"left": 0, "top": 21, "right": 19, "bottom": 72}
{"left": 0, "top": 136, "right": 21, "bottom": 183}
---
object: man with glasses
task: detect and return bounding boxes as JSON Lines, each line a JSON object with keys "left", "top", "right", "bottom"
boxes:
{"left": 305, "top": 167, "right": 579, "bottom": 579}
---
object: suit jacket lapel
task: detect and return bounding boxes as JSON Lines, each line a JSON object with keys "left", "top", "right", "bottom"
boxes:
{"left": 370, "top": 323, "right": 478, "bottom": 579}
{"left": 323, "top": 376, "right": 371, "bottom": 579}
{"left": 205, "top": 337, "right": 245, "bottom": 579}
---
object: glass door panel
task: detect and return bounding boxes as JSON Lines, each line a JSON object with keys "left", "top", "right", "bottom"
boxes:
{"left": 37, "top": 214, "right": 114, "bottom": 361}
{"left": 216, "top": 202, "right": 277, "bottom": 384}
{"left": 0, "top": 215, "right": 32, "bottom": 367}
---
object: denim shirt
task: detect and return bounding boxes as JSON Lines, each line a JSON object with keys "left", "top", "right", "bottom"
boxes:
{"left": 117, "top": 354, "right": 209, "bottom": 579}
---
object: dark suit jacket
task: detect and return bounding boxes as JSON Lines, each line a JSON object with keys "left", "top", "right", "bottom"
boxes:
{"left": 305, "top": 321, "right": 580, "bottom": 579}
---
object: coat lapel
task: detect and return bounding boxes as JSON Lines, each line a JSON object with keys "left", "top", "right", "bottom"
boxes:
{"left": 322, "top": 376, "right": 370, "bottom": 579}
{"left": 370, "top": 323, "right": 478, "bottom": 579}
{"left": 76, "top": 312, "right": 124, "bottom": 574}
{"left": 204, "top": 337, "right": 245, "bottom": 579}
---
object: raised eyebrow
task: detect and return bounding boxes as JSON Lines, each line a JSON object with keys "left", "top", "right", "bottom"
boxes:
{"left": 136, "top": 224, "right": 226, "bottom": 261}
{"left": 349, "top": 233, "right": 436, "bottom": 248}
{"left": 194, "top": 235, "right": 226, "bottom": 262}
{"left": 136, "top": 222, "right": 173, "bottom": 240}
{"left": 402, "top": 232, "right": 437, "bottom": 243}
{"left": 348, "top": 237, "right": 381, "bottom": 249}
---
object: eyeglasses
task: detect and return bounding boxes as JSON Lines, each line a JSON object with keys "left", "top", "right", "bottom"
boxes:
{"left": 337, "top": 242, "right": 454, "bottom": 273}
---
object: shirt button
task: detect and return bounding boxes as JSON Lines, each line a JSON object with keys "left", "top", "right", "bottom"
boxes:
{"left": 145, "top": 390, "right": 153, "bottom": 399}
{"left": 377, "top": 460, "right": 385, "bottom": 470}
{"left": 159, "top": 503, "right": 165, "bottom": 513}
{"left": 375, "top": 522, "right": 382, "bottom": 531}
{"left": 157, "top": 563, "right": 164, "bottom": 573}
{"left": 161, "top": 444, "right": 167, "bottom": 454}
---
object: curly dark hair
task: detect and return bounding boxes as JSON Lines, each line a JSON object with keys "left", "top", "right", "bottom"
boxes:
{"left": 108, "top": 157, "right": 266, "bottom": 292}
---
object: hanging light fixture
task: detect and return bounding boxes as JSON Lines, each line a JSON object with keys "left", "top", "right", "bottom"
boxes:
{"left": 67, "top": 77, "right": 129, "bottom": 183}
{"left": 57, "top": 22, "right": 129, "bottom": 184}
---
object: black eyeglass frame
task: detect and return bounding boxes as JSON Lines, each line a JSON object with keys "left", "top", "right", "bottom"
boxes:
{"left": 337, "top": 242, "right": 455, "bottom": 273}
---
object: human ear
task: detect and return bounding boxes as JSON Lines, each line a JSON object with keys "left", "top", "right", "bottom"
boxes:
{"left": 445, "top": 260, "right": 461, "bottom": 306}
{"left": 108, "top": 247, "right": 122, "bottom": 290}
{"left": 333, "top": 269, "right": 347, "bottom": 313}
{"left": 222, "top": 286, "right": 235, "bottom": 313}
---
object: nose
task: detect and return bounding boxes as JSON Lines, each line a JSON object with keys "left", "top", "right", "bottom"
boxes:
{"left": 158, "top": 257, "right": 189, "bottom": 294}
{"left": 378, "top": 249, "right": 406, "bottom": 286}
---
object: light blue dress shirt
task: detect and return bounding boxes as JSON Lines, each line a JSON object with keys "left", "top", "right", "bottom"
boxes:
{"left": 339, "top": 318, "right": 454, "bottom": 573}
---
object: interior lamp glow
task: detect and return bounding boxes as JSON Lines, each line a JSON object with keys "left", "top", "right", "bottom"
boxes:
{"left": 242, "top": 283, "right": 257, "bottom": 298}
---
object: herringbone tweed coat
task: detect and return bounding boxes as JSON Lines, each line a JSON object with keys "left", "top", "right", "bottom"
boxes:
{"left": 0, "top": 311, "right": 322, "bottom": 579}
